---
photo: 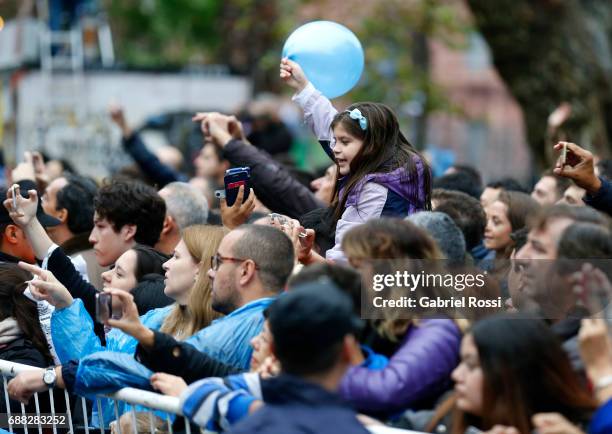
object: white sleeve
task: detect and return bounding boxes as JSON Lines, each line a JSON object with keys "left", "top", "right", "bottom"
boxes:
{"left": 41, "top": 243, "right": 60, "bottom": 270}
{"left": 292, "top": 82, "right": 338, "bottom": 144}
{"left": 69, "top": 253, "right": 90, "bottom": 283}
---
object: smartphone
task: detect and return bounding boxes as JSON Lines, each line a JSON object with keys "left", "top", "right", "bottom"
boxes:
{"left": 11, "top": 185, "right": 17, "bottom": 211}
{"left": 224, "top": 167, "right": 251, "bottom": 207}
{"left": 560, "top": 142, "right": 568, "bottom": 166}
{"left": 95, "top": 292, "right": 112, "bottom": 323}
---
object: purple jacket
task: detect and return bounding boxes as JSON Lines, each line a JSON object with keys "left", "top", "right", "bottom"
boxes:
{"left": 339, "top": 319, "right": 461, "bottom": 414}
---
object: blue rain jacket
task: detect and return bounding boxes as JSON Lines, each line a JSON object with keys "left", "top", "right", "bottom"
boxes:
{"left": 74, "top": 297, "right": 274, "bottom": 427}
{"left": 51, "top": 299, "right": 172, "bottom": 362}
{"left": 52, "top": 299, "right": 172, "bottom": 427}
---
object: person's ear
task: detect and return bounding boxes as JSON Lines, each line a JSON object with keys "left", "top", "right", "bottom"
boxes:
{"left": 161, "top": 215, "right": 174, "bottom": 236}
{"left": 343, "top": 334, "right": 362, "bottom": 366}
{"left": 5, "top": 224, "right": 20, "bottom": 245}
{"left": 238, "top": 260, "right": 257, "bottom": 286}
{"left": 56, "top": 208, "right": 68, "bottom": 224}
{"left": 121, "top": 224, "right": 137, "bottom": 242}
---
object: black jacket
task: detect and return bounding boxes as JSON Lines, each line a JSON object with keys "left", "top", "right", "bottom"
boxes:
{"left": 134, "top": 330, "right": 242, "bottom": 383}
{"left": 123, "top": 132, "right": 187, "bottom": 188}
{"left": 131, "top": 274, "right": 174, "bottom": 316}
{"left": 229, "top": 374, "right": 370, "bottom": 434}
{"left": 584, "top": 177, "right": 612, "bottom": 217}
{"left": 223, "top": 139, "right": 325, "bottom": 219}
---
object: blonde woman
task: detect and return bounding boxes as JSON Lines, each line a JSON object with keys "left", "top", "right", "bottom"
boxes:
{"left": 158, "top": 225, "right": 225, "bottom": 340}
{"left": 28, "top": 224, "right": 226, "bottom": 428}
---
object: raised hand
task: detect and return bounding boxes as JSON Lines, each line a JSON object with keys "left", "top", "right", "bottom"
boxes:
{"left": 280, "top": 58, "right": 309, "bottom": 92}
{"left": 192, "top": 112, "right": 233, "bottom": 147}
{"left": 19, "top": 261, "right": 73, "bottom": 309}
{"left": 553, "top": 141, "right": 601, "bottom": 194}
{"left": 220, "top": 185, "right": 256, "bottom": 229}
{"left": 227, "top": 115, "right": 248, "bottom": 142}
{"left": 3, "top": 184, "right": 39, "bottom": 228}
{"left": 109, "top": 104, "right": 131, "bottom": 137}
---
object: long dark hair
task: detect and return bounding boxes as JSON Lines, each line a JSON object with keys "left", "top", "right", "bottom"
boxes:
{"left": 452, "top": 315, "right": 596, "bottom": 434}
{"left": 131, "top": 244, "right": 170, "bottom": 282}
{"left": 329, "top": 102, "right": 432, "bottom": 223}
{"left": 496, "top": 191, "right": 540, "bottom": 235}
{"left": 0, "top": 264, "right": 52, "bottom": 363}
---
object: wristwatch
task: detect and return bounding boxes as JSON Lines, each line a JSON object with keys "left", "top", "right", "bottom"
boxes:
{"left": 42, "top": 367, "right": 57, "bottom": 388}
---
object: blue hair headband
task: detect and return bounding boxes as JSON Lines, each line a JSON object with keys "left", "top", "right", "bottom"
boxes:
{"left": 345, "top": 108, "right": 368, "bottom": 131}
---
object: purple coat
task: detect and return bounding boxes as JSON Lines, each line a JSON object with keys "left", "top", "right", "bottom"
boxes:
{"left": 339, "top": 319, "right": 461, "bottom": 413}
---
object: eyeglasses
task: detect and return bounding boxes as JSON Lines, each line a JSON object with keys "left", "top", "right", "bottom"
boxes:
{"left": 210, "top": 253, "right": 259, "bottom": 271}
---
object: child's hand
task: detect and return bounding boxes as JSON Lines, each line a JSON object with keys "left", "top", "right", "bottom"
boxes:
{"left": 280, "top": 58, "right": 309, "bottom": 92}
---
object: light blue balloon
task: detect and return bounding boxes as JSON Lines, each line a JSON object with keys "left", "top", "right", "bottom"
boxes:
{"left": 282, "top": 21, "right": 364, "bottom": 99}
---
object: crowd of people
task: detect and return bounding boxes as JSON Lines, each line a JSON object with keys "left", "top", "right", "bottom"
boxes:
{"left": 0, "top": 58, "right": 611, "bottom": 434}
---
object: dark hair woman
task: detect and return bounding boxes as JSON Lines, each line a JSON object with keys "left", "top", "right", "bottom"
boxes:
{"left": 449, "top": 314, "right": 596, "bottom": 434}
{"left": 0, "top": 263, "right": 52, "bottom": 365}
{"left": 0, "top": 263, "right": 66, "bottom": 422}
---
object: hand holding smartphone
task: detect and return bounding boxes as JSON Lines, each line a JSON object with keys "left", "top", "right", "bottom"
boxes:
{"left": 95, "top": 292, "right": 112, "bottom": 323}
{"left": 269, "top": 213, "right": 307, "bottom": 238}
{"left": 224, "top": 167, "right": 251, "bottom": 206}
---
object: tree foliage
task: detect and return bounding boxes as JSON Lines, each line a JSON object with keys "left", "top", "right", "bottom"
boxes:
{"left": 351, "top": 0, "right": 471, "bottom": 148}
{"left": 467, "top": 0, "right": 612, "bottom": 166}
{"left": 104, "top": 0, "right": 292, "bottom": 91}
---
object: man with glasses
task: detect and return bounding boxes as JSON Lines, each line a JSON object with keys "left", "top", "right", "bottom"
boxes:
{"left": 138, "top": 223, "right": 295, "bottom": 369}
{"left": 7, "top": 225, "right": 296, "bottom": 407}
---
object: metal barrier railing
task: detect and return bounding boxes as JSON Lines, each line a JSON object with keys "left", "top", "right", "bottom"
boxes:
{"left": 2, "top": 359, "right": 423, "bottom": 434}
{"left": 0, "top": 359, "right": 193, "bottom": 434}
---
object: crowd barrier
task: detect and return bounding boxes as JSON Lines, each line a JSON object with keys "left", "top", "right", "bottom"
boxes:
{"left": 1, "top": 359, "right": 423, "bottom": 434}
{"left": 0, "top": 359, "right": 192, "bottom": 434}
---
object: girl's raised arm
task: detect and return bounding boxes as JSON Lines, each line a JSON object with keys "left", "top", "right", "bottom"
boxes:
{"left": 281, "top": 58, "right": 338, "bottom": 160}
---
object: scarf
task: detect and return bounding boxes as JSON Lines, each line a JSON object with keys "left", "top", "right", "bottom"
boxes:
{"left": 0, "top": 317, "right": 24, "bottom": 345}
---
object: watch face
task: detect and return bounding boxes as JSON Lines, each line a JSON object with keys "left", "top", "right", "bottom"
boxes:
{"left": 43, "top": 369, "right": 56, "bottom": 385}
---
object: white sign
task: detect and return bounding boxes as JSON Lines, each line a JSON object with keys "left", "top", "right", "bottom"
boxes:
{"left": 15, "top": 71, "right": 251, "bottom": 178}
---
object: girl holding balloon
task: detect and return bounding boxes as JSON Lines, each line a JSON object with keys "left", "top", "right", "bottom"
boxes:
{"left": 280, "top": 58, "right": 432, "bottom": 262}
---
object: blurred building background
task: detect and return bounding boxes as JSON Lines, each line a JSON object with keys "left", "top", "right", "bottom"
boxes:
{"left": 1, "top": 0, "right": 610, "bottom": 184}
